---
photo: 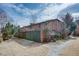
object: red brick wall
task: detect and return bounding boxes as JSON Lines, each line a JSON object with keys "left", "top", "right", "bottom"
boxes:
{"left": 40, "top": 31, "right": 45, "bottom": 42}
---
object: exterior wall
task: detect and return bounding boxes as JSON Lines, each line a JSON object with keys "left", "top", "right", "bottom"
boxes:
{"left": 40, "top": 23, "right": 47, "bottom": 30}
{"left": 31, "top": 24, "right": 41, "bottom": 31}
{"left": 19, "top": 19, "right": 65, "bottom": 42}
{"left": 40, "top": 30, "right": 45, "bottom": 42}
{"left": 47, "top": 21, "right": 53, "bottom": 31}
{"left": 21, "top": 20, "right": 64, "bottom": 34}
{"left": 56, "top": 21, "right": 64, "bottom": 32}
{"left": 47, "top": 20, "right": 64, "bottom": 32}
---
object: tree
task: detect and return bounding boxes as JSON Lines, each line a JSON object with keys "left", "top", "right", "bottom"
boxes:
{"left": 2, "top": 22, "right": 15, "bottom": 40}
{"left": 63, "top": 13, "right": 73, "bottom": 28}
{"left": 61, "top": 13, "right": 76, "bottom": 37}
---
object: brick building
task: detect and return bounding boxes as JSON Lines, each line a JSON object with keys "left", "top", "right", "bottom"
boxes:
{"left": 17, "top": 19, "right": 65, "bottom": 42}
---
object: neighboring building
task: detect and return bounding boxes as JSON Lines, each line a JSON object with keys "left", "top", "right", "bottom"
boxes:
{"left": 20, "top": 19, "right": 64, "bottom": 33}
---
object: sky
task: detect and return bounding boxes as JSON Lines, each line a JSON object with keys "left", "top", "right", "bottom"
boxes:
{"left": 0, "top": 3, "right": 79, "bottom": 27}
